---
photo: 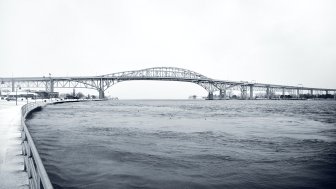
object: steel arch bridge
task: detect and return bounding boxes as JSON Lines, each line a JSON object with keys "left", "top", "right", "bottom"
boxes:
{"left": 1, "top": 67, "right": 335, "bottom": 99}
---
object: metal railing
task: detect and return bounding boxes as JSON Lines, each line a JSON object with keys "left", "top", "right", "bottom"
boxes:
{"left": 21, "top": 102, "right": 53, "bottom": 189}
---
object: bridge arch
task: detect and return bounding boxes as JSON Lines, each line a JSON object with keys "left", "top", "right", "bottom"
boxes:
{"left": 98, "top": 67, "right": 218, "bottom": 98}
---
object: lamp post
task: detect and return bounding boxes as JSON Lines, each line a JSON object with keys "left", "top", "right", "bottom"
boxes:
{"left": 49, "top": 73, "right": 52, "bottom": 102}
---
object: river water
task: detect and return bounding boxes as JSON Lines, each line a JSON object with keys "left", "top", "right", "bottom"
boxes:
{"left": 26, "top": 100, "right": 336, "bottom": 189}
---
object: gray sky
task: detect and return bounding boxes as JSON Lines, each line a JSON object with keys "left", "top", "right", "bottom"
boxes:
{"left": 1, "top": 0, "right": 336, "bottom": 98}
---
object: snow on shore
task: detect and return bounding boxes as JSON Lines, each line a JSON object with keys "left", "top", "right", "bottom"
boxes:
{"left": 0, "top": 100, "right": 28, "bottom": 189}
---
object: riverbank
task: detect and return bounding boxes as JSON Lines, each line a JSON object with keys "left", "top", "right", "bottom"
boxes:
{"left": 0, "top": 98, "right": 104, "bottom": 189}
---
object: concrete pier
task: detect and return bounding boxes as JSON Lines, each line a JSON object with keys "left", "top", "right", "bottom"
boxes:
{"left": 207, "top": 92, "right": 214, "bottom": 100}
{"left": 98, "top": 89, "right": 105, "bottom": 99}
{"left": 219, "top": 89, "right": 226, "bottom": 100}
{"left": 50, "top": 80, "right": 54, "bottom": 93}
{"left": 249, "top": 85, "right": 253, "bottom": 99}
{"left": 0, "top": 101, "right": 28, "bottom": 188}
{"left": 266, "top": 87, "right": 270, "bottom": 99}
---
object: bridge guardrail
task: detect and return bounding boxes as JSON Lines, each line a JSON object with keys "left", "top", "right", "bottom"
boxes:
{"left": 21, "top": 102, "right": 53, "bottom": 189}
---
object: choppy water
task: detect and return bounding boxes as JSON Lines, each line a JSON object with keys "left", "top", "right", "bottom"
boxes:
{"left": 26, "top": 100, "right": 336, "bottom": 189}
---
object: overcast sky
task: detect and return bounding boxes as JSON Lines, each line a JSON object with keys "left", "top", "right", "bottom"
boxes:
{"left": 1, "top": 0, "right": 336, "bottom": 98}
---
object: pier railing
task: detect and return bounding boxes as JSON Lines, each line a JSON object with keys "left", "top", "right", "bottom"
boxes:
{"left": 21, "top": 102, "right": 53, "bottom": 189}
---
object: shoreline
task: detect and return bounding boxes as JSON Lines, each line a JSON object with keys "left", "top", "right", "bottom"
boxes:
{"left": 0, "top": 99, "right": 99, "bottom": 189}
{"left": 20, "top": 99, "right": 101, "bottom": 189}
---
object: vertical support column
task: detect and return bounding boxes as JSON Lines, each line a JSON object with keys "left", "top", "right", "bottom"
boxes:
{"left": 99, "top": 89, "right": 105, "bottom": 99}
{"left": 282, "top": 88, "right": 285, "bottom": 99}
{"left": 266, "top": 86, "right": 270, "bottom": 99}
{"left": 12, "top": 80, "right": 15, "bottom": 92}
{"left": 297, "top": 88, "right": 300, "bottom": 98}
{"left": 219, "top": 89, "right": 226, "bottom": 100}
{"left": 207, "top": 92, "right": 213, "bottom": 100}
{"left": 219, "top": 85, "right": 227, "bottom": 100}
{"left": 45, "top": 81, "right": 48, "bottom": 92}
{"left": 310, "top": 90, "right": 313, "bottom": 95}
{"left": 240, "top": 85, "right": 247, "bottom": 100}
{"left": 249, "top": 85, "right": 253, "bottom": 100}
{"left": 98, "top": 77, "right": 105, "bottom": 99}
{"left": 50, "top": 80, "right": 54, "bottom": 92}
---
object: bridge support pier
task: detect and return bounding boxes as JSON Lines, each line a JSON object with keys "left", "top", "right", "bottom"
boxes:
{"left": 219, "top": 89, "right": 226, "bottom": 100}
{"left": 207, "top": 92, "right": 214, "bottom": 100}
{"left": 98, "top": 89, "right": 105, "bottom": 99}
{"left": 50, "top": 80, "right": 54, "bottom": 92}
{"left": 240, "top": 86, "right": 247, "bottom": 100}
{"left": 249, "top": 85, "right": 253, "bottom": 100}
{"left": 266, "top": 87, "right": 270, "bottom": 99}
{"left": 297, "top": 89, "right": 300, "bottom": 98}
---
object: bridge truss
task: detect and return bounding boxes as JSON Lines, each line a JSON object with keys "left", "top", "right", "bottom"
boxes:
{"left": 1, "top": 67, "right": 335, "bottom": 99}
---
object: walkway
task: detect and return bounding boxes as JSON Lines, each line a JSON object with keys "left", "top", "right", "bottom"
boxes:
{"left": 0, "top": 100, "right": 28, "bottom": 189}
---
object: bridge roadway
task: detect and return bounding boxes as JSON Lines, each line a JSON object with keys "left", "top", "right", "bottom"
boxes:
{"left": 1, "top": 67, "right": 335, "bottom": 99}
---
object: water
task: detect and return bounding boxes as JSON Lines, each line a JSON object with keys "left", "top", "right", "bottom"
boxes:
{"left": 26, "top": 100, "right": 336, "bottom": 189}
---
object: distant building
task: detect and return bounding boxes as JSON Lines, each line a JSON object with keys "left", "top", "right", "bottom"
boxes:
{"left": 4, "top": 92, "right": 38, "bottom": 100}
{"left": 34, "top": 91, "right": 59, "bottom": 98}
{"left": 3, "top": 91, "right": 59, "bottom": 99}
{"left": 6, "top": 91, "right": 37, "bottom": 98}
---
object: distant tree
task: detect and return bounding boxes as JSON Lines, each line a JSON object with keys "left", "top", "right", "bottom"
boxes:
{"left": 91, "top": 95, "right": 97, "bottom": 99}
{"left": 77, "top": 92, "right": 85, "bottom": 99}
{"left": 65, "top": 93, "right": 73, "bottom": 99}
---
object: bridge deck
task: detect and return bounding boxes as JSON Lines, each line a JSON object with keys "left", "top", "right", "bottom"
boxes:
{"left": 0, "top": 100, "right": 28, "bottom": 189}
{"left": 1, "top": 67, "right": 335, "bottom": 97}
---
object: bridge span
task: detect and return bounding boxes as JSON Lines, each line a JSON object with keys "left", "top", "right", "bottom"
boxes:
{"left": 1, "top": 67, "right": 335, "bottom": 99}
